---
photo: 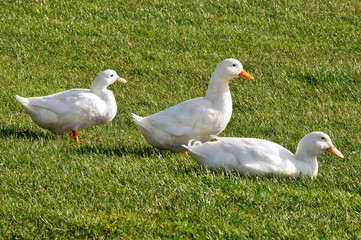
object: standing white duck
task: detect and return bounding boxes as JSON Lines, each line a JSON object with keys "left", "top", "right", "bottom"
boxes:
{"left": 15, "top": 69, "right": 127, "bottom": 141}
{"left": 182, "top": 132, "right": 344, "bottom": 177}
{"left": 132, "top": 58, "right": 253, "bottom": 153}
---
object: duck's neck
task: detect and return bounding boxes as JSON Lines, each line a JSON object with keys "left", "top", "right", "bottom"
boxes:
{"left": 206, "top": 72, "right": 231, "bottom": 101}
{"left": 89, "top": 79, "right": 117, "bottom": 121}
{"left": 91, "top": 81, "right": 113, "bottom": 100}
{"left": 205, "top": 73, "right": 233, "bottom": 124}
{"left": 294, "top": 151, "right": 319, "bottom": 177}
{"left": 91, "top": 83, "right": 117, "bottom": 114}
{"left": 90, "top": 87, "right": 117, "bottom": 120}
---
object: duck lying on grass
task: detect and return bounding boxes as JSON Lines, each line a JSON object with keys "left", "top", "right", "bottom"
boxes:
{"left": 16, "top": 70, "right": 126, "bottom": 141}
{"left": 132, "top": 58, "right": 253, "bottom": 153}
{"left": 182, "top": 132, "right": 344, "bottom": 177}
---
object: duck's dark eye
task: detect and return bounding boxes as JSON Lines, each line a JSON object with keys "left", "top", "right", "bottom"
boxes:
{"left": 110, "top": 74, "right": 114, "bottom": 77}
{"left": 321, "top": 137, "right": 325, "bottom": 140}
{"left": 232, "top": 64, "right": 236, "bottom": 67}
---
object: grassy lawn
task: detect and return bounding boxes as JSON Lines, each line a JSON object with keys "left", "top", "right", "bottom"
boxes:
{"left": 1, "top": 0, "right": 360, "bottom": 238}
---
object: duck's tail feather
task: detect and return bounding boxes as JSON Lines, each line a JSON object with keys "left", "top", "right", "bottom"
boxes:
{"left": 181, "top": 139, "right": 203, "bottom": 151}
{"left": 131, "top": 113, "right": 147, "bottom": 129}
{"left": 15, "top": 95, "right": 27, "bottom": 105}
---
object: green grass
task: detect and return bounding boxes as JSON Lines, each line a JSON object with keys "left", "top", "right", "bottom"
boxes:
{"left": 1, "top": 0, "right": 361, "bottom": 238}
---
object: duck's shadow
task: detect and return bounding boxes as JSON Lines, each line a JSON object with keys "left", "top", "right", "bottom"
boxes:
{"left": 77, "top": 144, "right": 163, "bottom": 158}
{"left": 1, "top": 127, "right": 303, "bottom": 180}
{"left": 180, "top": 164, "right": 304, "bottom": 181}
{"left": 76, "top": 145, "right": 301, "bottom": 180}
{"left": 0, "top": 126, "right": 161, "bottom": 158}
{"left": 0, "top": 127, "right": 54, "bottom": 140}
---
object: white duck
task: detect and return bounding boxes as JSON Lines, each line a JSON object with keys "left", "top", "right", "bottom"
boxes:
{"left": 132, "top": 58, "right": 253, "bottom": 153}
{"left": 182, "top": 132, "right": 344, "bottom": 177}
{"left": 15, "top": 69, "right": 126, "bottom": 141}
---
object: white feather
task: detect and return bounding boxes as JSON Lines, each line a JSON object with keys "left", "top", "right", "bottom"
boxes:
{"left": 183, "top": 132, "right": 344, "bottom": 177}
{"left": 16, "top": 70, "right": 126, "bottom": 135}
{"left": 132, "top": 58, "right": 253, "bottom": 152}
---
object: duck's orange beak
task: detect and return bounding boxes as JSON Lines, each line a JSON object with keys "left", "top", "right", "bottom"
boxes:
{"left": 117, "top": 77, "right": 127, "bottom": 84}
{"left": 238, "top": 69, "right": 253, "bottom": 80}
{"left": 327, "top": 145, "right": 344, "bottom": 159}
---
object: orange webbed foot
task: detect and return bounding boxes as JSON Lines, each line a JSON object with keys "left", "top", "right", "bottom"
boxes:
{"left": 69, "top": 131, "right": 91, "bottom": 142}
{"left": 69, "top": 130, "right": 79, "bottom": 142}
{"left": 182, "top": 151, "right": 189, "bottom": 156}
{"left": 79, "top": 136, "right": 91, "bottom": 142}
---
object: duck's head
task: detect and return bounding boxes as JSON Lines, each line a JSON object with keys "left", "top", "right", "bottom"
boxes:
{"left": 98, "top": 69, "right": 127, "bottom": 85}
{"left": 91, "top": 69, "right": 127, "bottom": 91}
{"left": 296, "top": 131, "right": 344, "bottom": 160}
{"left": 213, "top": 58, "right": 253, "bottom": 81}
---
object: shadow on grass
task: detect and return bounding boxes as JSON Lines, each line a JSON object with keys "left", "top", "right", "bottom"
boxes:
{"left": 0, "top": 127, "right": 54, "bottom": 140}
{"left": 181, "top": 163, "right": 304, "bottom": 181}
{"left": 77, "top": 144, "right": 163, "bottom": 158}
